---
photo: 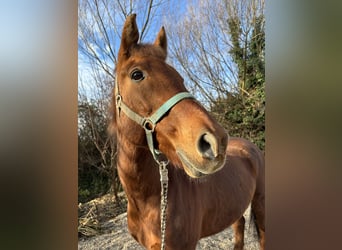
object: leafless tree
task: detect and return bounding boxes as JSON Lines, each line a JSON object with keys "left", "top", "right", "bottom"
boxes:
{"left": 165, "top": 0, "right": 265, "bottom": 106}
{"left": 79, "top": 0, "right": 170, "bottom": 80}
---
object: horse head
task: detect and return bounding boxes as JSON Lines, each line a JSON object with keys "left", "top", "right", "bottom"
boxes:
{"left": 114, "top": 14, "right": 228, "bottom": 178}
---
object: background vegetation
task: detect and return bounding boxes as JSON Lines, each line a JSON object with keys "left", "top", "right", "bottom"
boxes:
{"left": 78, "top": 0, "right": 265, "bottom": 203}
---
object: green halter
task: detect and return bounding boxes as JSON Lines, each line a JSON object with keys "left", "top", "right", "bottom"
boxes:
{"left": 116, "top": 87, "right": 194, "bottom": 162}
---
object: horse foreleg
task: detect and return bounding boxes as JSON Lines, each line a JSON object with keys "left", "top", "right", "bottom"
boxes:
{"left": 232, "top": 216, "right": 245, "bottom": 250}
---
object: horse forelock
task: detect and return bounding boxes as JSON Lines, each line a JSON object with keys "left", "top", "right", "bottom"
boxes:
{"left": 130, "top": 44, "right": 167, "bottom": 61}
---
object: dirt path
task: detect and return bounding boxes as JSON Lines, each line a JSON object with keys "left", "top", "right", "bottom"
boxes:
{"left": 78, "top": 203, "right": 260, "bottom": 250}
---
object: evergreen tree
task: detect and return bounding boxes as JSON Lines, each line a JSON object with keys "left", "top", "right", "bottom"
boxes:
{"left": 228, "top": 15, "right": 265, "bottom": 94}
{"left": 211, "top": 14, "right": 265, "bottom": 150}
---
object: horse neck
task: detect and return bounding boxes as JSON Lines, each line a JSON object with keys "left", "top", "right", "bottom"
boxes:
{"left": 116, "top": 119, "right": 161, "bottom": 197}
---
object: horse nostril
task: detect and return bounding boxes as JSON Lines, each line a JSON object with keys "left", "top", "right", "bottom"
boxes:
{"left": 197, "top": 132, "right": 218, "bottom": 160}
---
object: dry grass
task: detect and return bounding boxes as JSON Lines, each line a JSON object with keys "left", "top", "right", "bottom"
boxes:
{"left": 78, "top": 193, "right": 127, "bottom": 238}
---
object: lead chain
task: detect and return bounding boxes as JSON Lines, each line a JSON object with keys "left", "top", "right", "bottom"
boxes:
{"left": 159, "top": 162, "right": 168, "bottom": 250}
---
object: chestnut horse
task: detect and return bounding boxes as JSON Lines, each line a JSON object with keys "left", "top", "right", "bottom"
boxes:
{"left": 109, "top": 14, "right": 265, "bottom": 250}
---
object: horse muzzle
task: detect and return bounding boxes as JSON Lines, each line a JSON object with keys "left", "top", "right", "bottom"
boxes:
{"left": 176, "top": 131, "right": 227, "bottom": 178}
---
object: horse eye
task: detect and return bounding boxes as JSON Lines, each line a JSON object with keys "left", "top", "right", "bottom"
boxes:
{"left": 130, "top": 70, "right": 145, "bottom": 82}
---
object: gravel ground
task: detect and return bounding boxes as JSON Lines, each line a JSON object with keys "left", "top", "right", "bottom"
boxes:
{"left": 78, "top": 205, "right": 260, "bottom": 250}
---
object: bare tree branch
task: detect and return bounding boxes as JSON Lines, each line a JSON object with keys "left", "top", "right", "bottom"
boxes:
{"left": 140, "top": 0, "right": 154, "bottom": 40}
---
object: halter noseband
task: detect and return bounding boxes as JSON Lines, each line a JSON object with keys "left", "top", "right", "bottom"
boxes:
{"left": 115, "top": 77, "right": 194, "bottom": 163}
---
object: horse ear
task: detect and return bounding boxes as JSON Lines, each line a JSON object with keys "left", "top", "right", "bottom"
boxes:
{"left": 119, "top": 14, "right": 139, "bottom": 60}
{"left": 154, "top": 26, "right": 167, "bottom": 56}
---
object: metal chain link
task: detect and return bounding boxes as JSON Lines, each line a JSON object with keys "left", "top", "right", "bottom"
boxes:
{"left": 159, "top": 161, "right": 169, "bottom": 250}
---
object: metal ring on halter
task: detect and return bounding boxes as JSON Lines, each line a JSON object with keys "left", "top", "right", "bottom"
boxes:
{"left": 143, "top": 119, "right": 156, "bottom": 132}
